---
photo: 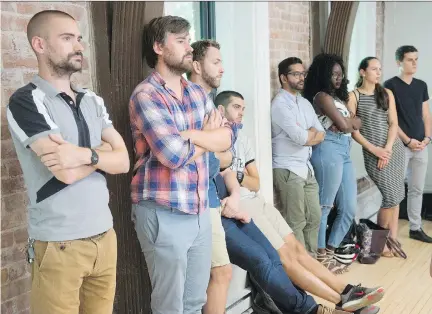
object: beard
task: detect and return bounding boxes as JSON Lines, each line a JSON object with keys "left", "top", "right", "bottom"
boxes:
{"left": 289, "top": 80, "right": 304, "bottom": 91}
{"left": 202, "top": 68, "right": 221, "bottom": 89}
{"left": 164, "top": 51, "right": 193, "bottom": 76}
{"left": 47, "top": 52, "right": 83, "bottom": 77}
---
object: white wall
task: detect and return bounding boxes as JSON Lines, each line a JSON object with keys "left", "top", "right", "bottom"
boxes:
{"left": 216, "top": 2, "right": 274, "bottom": 203}
{"left": 383, "top": 2, "right": 432, "bottom": 192}
{"left": 347, "top": 2, "right": 377, "bottom": 179}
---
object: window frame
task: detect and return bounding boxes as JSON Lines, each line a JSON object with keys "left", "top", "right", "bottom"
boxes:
{"left": 200, "top": 1, "right": 216, "bottom": 39}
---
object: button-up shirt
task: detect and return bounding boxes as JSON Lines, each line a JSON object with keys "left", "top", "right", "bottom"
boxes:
{"left": 271, "top": 89, "right": 324, "bottom": 179}
{"left": 129, "top": 71, "right": 224, "bottom": 214}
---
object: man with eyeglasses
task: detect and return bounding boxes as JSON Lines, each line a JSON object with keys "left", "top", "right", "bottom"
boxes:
{"left": 271, "top": 57, "right": 325, "bottom": 256}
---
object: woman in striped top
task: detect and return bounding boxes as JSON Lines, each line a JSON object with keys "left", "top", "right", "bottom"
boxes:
{"left": 347, "top": 57, "right": 406, "bottom": 258}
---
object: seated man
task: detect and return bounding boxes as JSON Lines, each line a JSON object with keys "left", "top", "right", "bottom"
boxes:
{"left": 215, "top": 90, "right": 385, "bottom": 314}
{"left": 216, "top": 167, "right": 348, "bottom": 314}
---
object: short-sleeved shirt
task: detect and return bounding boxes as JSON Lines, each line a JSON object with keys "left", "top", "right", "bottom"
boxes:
{"left": 271, "top": 89, "right": 324, "bottom": 180}
{"left": 230, "top": 129, "right": 256, "bottom": 200}
{"left": 129, "top": 72, "right": 235, "bottom": 214}
{"left": 384, "top": 76, "right": 430, "bottom": 141}
{"left": 7, "top": 75, "right": 113, "bottom": 241}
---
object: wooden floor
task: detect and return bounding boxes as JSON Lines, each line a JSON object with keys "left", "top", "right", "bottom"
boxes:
{"left": 314, "top": 220, "right": 432, "bottom": 314}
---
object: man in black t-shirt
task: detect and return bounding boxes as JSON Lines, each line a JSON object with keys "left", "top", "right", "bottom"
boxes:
{"left": 384, "top": 45, "right": 432, "bottom": 243}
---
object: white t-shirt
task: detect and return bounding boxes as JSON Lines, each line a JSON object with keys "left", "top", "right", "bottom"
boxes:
{"left": 317, "top": 97, "right": 352, "bottom": 137}
{"left": 230, "top": 130, "right": 257, "bottom": 200}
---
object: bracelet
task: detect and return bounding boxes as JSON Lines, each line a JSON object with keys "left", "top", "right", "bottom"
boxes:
{"left": 426, "top": 136, "right": 432, "bottom": 144}
{"left": 404, "top": 138, "right": 412, "bottom": 147}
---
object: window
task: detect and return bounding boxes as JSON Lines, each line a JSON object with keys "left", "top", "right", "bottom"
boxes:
{"left": 164, "top": 1, "right": 216, "bottom": 41}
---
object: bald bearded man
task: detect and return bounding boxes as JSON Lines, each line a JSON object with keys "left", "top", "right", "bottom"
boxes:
{"left": 6, "top": 10, "right": 129, "bottom": 314}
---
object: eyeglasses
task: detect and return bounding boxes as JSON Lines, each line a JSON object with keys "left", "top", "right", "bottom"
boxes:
{"left": 287, "top": 71, "right": 308, "bottom": 79}
{"left": 332, "top": 72, "right": 345, "bottom": 80}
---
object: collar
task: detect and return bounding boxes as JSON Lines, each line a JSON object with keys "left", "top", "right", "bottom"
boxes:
{"left": 150, "top": 71, "right": 189, "bottom": 89}
{"left": 31, "top": 75, "right": 86, "bottom": 98}
{"left": 280, "top": 88, "right": 300, "bottom": 103}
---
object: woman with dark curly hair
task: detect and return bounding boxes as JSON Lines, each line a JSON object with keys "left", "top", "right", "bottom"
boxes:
{"left": 303, "top": 53, "right": 361, "bottom": 274}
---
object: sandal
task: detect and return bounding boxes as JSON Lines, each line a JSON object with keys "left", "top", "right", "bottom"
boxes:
{"left": 317, "top": 253, "right": 349, "bottom": 274}
{"left": 387, "top": 238, "right": 407, "bottom": 259}
{"left": 381, "top": 241, "right": 394, "bottom": 258}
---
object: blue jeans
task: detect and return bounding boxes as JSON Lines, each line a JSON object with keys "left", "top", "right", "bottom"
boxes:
{"left": 222, "top": 218, "right": 317, "bottom": 314}
{"left": 311, "top": 131, "right": 357, "bottom": 249}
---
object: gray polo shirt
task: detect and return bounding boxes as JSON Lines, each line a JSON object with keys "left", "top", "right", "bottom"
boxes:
{"left": 7, "top": 75, "right": 113, "bottom": 241}
{"left": 271, "top": 89, "right": 324, "bottom": 180}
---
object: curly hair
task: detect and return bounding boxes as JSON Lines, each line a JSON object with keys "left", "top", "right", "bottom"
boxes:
{"left": 303, "top": 53, "right": 349, "bottom": 106}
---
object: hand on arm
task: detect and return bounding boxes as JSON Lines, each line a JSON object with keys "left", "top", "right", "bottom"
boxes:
{"left": 273, "top": 104, "right": 324, "bottom": 146}
{"left": 306, "top": 127, "right": 325, "bottom": 145}
{"left": 31, "top": 135, "right": 95, "bottom": 184}
{"left": 220, "top": 169, "right": 251, "bottom": 223}
{"left": 315, "top": 92, "right": 361, "bottom": 133}
{"left": 181, "top": 109, "right": 232, "bottom": 152}
{"left": 132, "top": 92, "right": 198, "bottom": 169}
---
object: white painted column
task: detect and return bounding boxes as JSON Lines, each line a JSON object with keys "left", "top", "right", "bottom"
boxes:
{"left": 216, "top": 1, "right": 274, "bottom": 203}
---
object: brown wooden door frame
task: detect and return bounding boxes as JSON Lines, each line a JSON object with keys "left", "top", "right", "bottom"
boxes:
{"left": 323, "top": 1, "right": 359, "bottom": 64}
{"left": 90, "top": 2, "right": 164, "bottom": 313}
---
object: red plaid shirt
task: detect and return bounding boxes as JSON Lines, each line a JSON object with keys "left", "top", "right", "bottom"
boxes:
{"left": 129, "top": 72, "right": 218, "bottom": 214}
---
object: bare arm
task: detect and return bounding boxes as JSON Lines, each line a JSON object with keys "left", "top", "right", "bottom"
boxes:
{"left": 385, "top": 89, "right": 399, "bottom": 150}
{"left": 346, "top": 91, "right": 391, "bottom": 165}
{"left": 422, "top": 100, "right": 431, "bottom": 143}
{"left": 181, "top": 127, "right": 232, "bottom": 152}
{"left": 315, "top": 92, "right": 360, "bottom": 133}
{"left": 346, "top": 91, "right": 373, "bottom": 152}
{"left": 31, "top": 136, "right": 96, "bottom": 185}
{"left": 242, "top": 161, "right": 260, "bottom": 192}
{"left": 92, "top": 127, "right": 130, "bottom": 174}
{"left": 216, "top": 150, "right": 233, "bottom": 169}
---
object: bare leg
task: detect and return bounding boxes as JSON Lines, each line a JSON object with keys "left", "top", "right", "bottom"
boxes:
{"left": 278, "top": 235, "right": 343, "bottom": 304}
{"left": 286, "top": 235, "right": 347, "bottom": 292}
{"left": 390, "top": 205, "right": 400, "bottom": 240}
{"left": 203, "top": 264, "right": 232, "bottom": 314}
{"left": 378, "top": 207, "right": 394, "bottom": 253}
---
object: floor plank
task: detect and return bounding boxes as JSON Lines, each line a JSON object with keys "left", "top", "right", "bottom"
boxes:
{"left": 314, "top": 220, "right": 432, "bottom": 314}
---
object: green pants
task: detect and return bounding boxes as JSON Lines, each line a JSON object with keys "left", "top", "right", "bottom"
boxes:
{"left": 273, "top": 168, "right": 321, "bottom": 255}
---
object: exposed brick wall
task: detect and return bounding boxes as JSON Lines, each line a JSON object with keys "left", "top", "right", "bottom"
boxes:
{"left": 1, "top": 2, "right": 93, "bottom": 313}
{"left": 268, "top": 1, "right": 311, "bottom": 98}
{"left": 376, "top": 1, "right": 385, "bottom": 61}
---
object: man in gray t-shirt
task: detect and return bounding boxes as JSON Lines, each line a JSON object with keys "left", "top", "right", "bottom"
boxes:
{"left": 6, "top": 10, "right": 129, "bottom": 314}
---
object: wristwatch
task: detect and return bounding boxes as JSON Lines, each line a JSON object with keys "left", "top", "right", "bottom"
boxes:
{"left": 236, "top": 171, "right": 244, "bottom": 184}
{"left": 426, "top": 136, "right": 432, "bottom": 144}
{"left": 89, "top": 148, "right": 99, "bottom": 166}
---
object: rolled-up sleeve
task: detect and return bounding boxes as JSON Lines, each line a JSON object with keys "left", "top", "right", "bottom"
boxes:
{"left": 271, "top": 102, "right": 308, "bottom": 146}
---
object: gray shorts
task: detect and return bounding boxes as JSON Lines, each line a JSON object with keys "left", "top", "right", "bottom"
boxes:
{"left": 132, "top": 200, "right": 212, "bottom": 314}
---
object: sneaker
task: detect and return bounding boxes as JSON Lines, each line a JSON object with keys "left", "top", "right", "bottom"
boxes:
{"left": 355, "top": 305, "right": 380, "bottom": 314}
{"left": 409, "top": 228, "right": 432, "bottom": 243}
{"left": 317, "top": 304, "right": 350, "bottom": 314}
{"left": 340, "top": 285, "right": 385, "bottom": 311}
{"left": 334, "top": 243, "right": 359, "bottom": 265}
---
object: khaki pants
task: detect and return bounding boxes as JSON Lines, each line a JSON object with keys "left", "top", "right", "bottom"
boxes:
{"left": 31, "top": 228, "right": 117, "bottom": 314}
{"left": 210, "top": 207, "right": 230, "bottom": 267}
{"left": 273, "top": 169, "right": 321, "bottom": 254}
{"left": 240, "top": 195, "right": 293, "bottom": 250}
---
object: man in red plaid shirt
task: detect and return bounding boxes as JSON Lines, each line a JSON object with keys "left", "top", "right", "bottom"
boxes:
{"left": 129, "top": 16, "right": 235, "bottom": 314}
